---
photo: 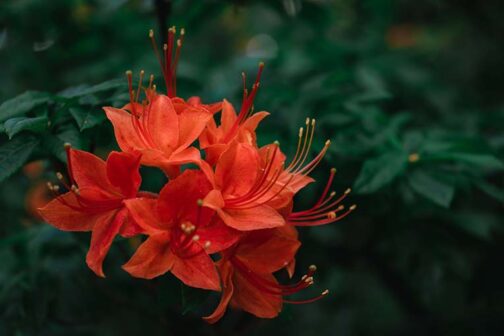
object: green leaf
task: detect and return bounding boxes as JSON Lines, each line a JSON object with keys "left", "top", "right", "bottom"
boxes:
{"left": 448, "top": 153, "right": 504, "bottom": 171}
{"left": 3, "top": 116, "right": 48, "bottom": 139}
{"left": 0, "top": 91, "right": 51, "bottom": 122}
{"left": 408, "top": 170, "right": 455, "bottom": 207}
{"left": 354, "top": 151, "right": 408, "bottom": 194}
{"left": 0, "top": 135, "right": 39, "bottom": 183}
{"left": 69, "top": 107, "right": 106, "bottom": 131}
{"left": 58, "top": 79, "right": 126, "bottom": 99}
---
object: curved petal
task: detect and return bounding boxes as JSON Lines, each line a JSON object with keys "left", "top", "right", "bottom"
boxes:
{"left": 177, "top": 106, "right": 213, "bottom": 149}
{"left": 147, "top": 95, "right": 179, "bottom": 151}
{"left": 171, "top": 243, "right": 220, "bottom": 291}
{"left": 86, "top": 209, "right": 126, "bottom": 277}
{"left": 203, "top": 261, "right": 234, "bottom": 324}
{"left": 123, "top": 198, "right": 167, "bottom": 233}
{"left": 215, "top": 143, "right": 260, "bottom": 196}
{"left": 197, "top": 218, "right": 241, "bottom": 254}
{"left": 220, "top": 99, "right": 237, "bottom": 134}
{"left": 158, "top": 169, "right": 213, "bottom": 224}
{"left": 103, "top": 107, "right": 147, "bottom": 152}
{"left": 231, "top": 271, "right": 282, "bottom": 318}
{"left": 122, "top": 232, "right": 174, "bottom": 279}
{"left": 106, "top": 151, "right": 142, "bottom": 198}
{"left": 235, "top": 227, "right": 300, "bottom": 274}
{"left": 70, "top": 149, "right": 116, "bottom": 194}
{"left": 38, "top": 193, "right": 99, "bottom": 231}
{"left": 217, "top": 204, "right": 285, "bottom": 231}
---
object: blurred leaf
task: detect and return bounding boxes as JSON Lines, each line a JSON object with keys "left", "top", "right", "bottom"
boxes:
{"left": 3, "top": 116, "right": 48, "bottom": 139}
{"left": 69, "top": 107, "right": 106, "bottom": 131}
{"left": 58, "top": 79, "right": 126, "bottom": 99}
{"left": 408, "top": 170, "right": 455, "bottom": 207}
{"left": 0, "top": 135, "right": 39, "bottom": 182}
{"left": 354, "top": 151, "right": 408, "bottom": 193}
{"left": 0, "top": 91, "right": 51, "bottom": 122}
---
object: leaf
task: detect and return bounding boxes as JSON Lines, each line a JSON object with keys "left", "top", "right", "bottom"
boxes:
{"left": 354, "top": 151, "right": 408, "bottom": 194}
{"left": 69, "top": 107, "right": 106, "bottom": 131}
{"left": 0, "top": 91, "right": 51, "bottom": 122}
{"left": 448, "top": 153, "right": 504, "bottom": 171}
{"left": 43, "top": 125, "right": 85, "bottom": 161}
{"left": 58, "top": 79, "right": 126, "bottom": 99}
{"left": 3, "top": 116, "right": 48, "bottom": 139}
{"left": 408, "top": 170, "right": 455, "bottom": 208}
{"left": 0, "top": 135, "right": 39, "bottom": 183}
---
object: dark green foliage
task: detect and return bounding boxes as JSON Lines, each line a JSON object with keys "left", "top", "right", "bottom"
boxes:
{"left": 0, "top": 0, "right": 503, "bottom": 335}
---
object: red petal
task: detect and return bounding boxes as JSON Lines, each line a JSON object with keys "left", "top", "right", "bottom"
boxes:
{"left": 147, "top": 95, "right": 180, "bottom": 152}
{"left": 203, "top": 261, "right": 234, "bottom": 324}
{"left": 231, "top": 271, "right": 282, "bottom": 318}
{"left": 235, "top": 227, "right": 300, "bottom": 274}
{"left": 123, "top": 198, "right": 167, "bottom": 233}
{"left": 197, "top": 217, "right": 241, "bottom": 254}
{"left": 103, "top": 107, "right": 146, "bottom": 152}
{"left": 215, "top": 142, "right": 260, "bottom": 196}
{"left": 122, "top": 232, "right": 174, "bottom": 279}
{"left": 170, "top": 244, "right": 221, "bottom": 291}
{"left": 86, "top": 209, "right": 127, "bottom": 277}
{"left": 38, "top": 193, "right": 98, "bottom": 231}
{"left": 220, "top": 99, "right": 237, "bottom": 134}
{"left": 158, "top": 169, "right": 213, "bottom": 224}
{"left": 69, "top": 149, "right": 116, "bottom": 194}
{"left": 177, "top": 106, "right": 212, "bottom": 149}
{"left": 106, "top": 151, "right": 142, "bottom": 198}
{"left": 217, "top": 205, "right": 285, "bottom": 231}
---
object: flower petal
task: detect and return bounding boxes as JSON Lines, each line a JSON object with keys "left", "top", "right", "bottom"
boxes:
{"left": 70, "top": 149, "right": 116, "bottom": 194}
{"left": 236, "top": 226, "right": 300, "bottom": 273}
{"left": 106, "top": 151, "right": 142, "bottom": 198}
{"left": 147, "top": 95, "right": 179, "bottom": 152}
{"left": 177, "top": 106, "right": 213, "bottom": 149}
{"left": 103, "top": 107, "right": 147, "bottom": 152}
{"left": 123, "top": 198, "right": 166, "bottom": 233}
{"left": 86, "top": 208, "right": 126, "bottom": 277}
{"left": 203, "top": 261, "right": 234, "bottom": 324}
{"left": 215, "top": 142, "right": 260, "bottom": 196}
{"left": 217, "top": 204, "right": 285, "bottom": 231}
{"left": 231, "top": 271, "right": 282, "bottom": 318}
{"left": 122, "top": 232, "right": 174, "bottom": 279}
{"left": 38, "top": 193, "right": 98, "bottom": 231}
{"left": 158, "top": 169, "right": 213, "bottom": 224}
{"left": 170, "top": 244, "right": 221, "bottom": 291}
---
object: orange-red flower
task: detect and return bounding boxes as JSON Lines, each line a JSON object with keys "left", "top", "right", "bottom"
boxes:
{"left": 122, "top": 169, "right": 239, "bottom": 291}
{"left": 38, "top": 145, "right": 144, "bottom": 277}
{"left": 104, "top": 88, "right": 212, "bottom": 178}
{"left": 202, "top": 141, "right": 287, "bottom": 231}
{"left": 199, "top": 64, "right": 268, "bottom": 165}
{"left": 204, "top": 226, "right": 328, "bottom": 323}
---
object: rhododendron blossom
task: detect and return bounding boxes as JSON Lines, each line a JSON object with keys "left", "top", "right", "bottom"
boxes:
{"left": 39, "top": 27, "right": 355, "bottom": 323}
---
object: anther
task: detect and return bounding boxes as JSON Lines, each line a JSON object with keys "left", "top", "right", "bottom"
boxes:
{"left": 325, "top": 140, "right": 331, "bottom": 146}
{"left": 299, "top": 127, "right": 304, "bottom": 137}
{"left": 192, "top": 235, "right": 200, "bottom": 242}
{"left": 56, "top": 172, "right": 64, "bottom": 180}
{"left": 148, "top": 29, "right": 154, "bottom": 38}
{"left": 196, "top": 199, "right": 204, "bottom": 206}
{"left": 327, "top": 212, "right": 336, "bottom": 219}
{"left": 204, "top": 241, "right": 211, "bottom": 249}
{"left": 350, "top": 204, "right": 357, "bottom": 211}
{"left": 309, "top": 265, "right": 317, "bottom": 272}
{"left": 63, "top": 142, "right": 72, "bottom": 149}
{"left": 344, "top": 188, "right": 351, "bottom": 194}
{"left": 322, "top": 289, "right": 329, "bottom": 296}
{"left": 330, "top": 167, "right": 337, "bottom": 173}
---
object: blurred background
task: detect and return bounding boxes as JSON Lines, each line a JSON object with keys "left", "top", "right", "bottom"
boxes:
{"left": 0, "top": 0, "right": 503, "bottom": 335}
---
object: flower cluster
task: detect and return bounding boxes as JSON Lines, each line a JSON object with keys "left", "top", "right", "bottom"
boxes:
{"left": 39, "top": 28, "right": 355, "bottom": 323}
